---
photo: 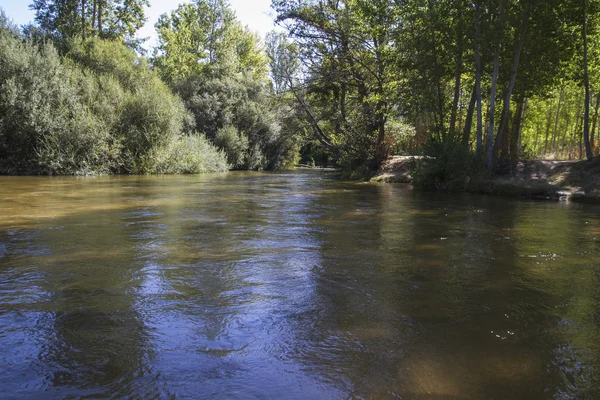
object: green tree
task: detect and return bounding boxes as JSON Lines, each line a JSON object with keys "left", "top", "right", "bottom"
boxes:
{"left": 0, "top": 19, "right": 227, "bottom": 175}
{"left": 153, "top": 0, "right": 267, "bottom": 83}
{"left": 272, "top": 0, "right": 401, "bottom": 171}
{"left": 30, "top": 0, "right": 148, "bottom": 45}
{"left": 265, "top": 31, "right": 300, "bottom": 94}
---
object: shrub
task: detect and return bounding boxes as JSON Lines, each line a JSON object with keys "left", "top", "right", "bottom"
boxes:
{"left": 410, "top": 136, "right": 485, "bottom": 191}
{"left": 0, "top": 31, "right": 115, "bottom": 174}
{"left": 142, "top": 134, "right": 229, "bottom": 174}
{"left": 214, "top": 125, "right": 249, "bottom": 169}
{"left": 0, "top": 28, "right": 215, "bottom": 175}
{"left": 173, "top": 75, "right": 298, "bottom": 170}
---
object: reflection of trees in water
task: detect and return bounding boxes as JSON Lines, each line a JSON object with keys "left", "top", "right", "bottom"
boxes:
{"left": 282, "top": 186, "right": 600, "bottom": 399}
{"left": 391, "top": 193, "right": 551, "bottom": 398}
{"left": 129, "top": 172, "right": 344, "bottom": 397}
{"left": 513, "top": 204, "right": 600, "bottom": 398}
{"left": 277, "top": 182, "right": 412, "bottom": 397}
{"left": 25, "top": 180, "right": 158, "bottom": 397}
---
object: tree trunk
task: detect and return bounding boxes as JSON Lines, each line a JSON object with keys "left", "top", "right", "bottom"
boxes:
{"left": 543, "top": 102, "right": 553, "bottom": 155}
{"left": 372, "top": 117, "right": 387, "bottom": 170}
{"left": 518, "top": 99, "right": 527, "bottom": 155}
{"left": 583, "top": 0, "right": 593, "bottom": 160}
{"left": 486, "top": 0, "right": 505, "bottom": 170}
{"left": 427, "top": 0, "right": 445, "bottom": 137}
{"left": 92, "top": 0, "right": 96, "bottom": 30}
{"left": 81, "top": 0, "right": 86, "bottom": 40}
{"left": 580, "top": 125, "right": 584, "bottom": 159}
{"left": 509, "top": 98, "right": 524, "bottom": 175}
{"left": 570, "top": 95, "right": 583, "bottom": 155}
{"left": 500, "top": 111, "right": 510, "bottom": 160}
{"left": 591, "top": 94, "right": 600, "bottom": 154}
{"left": 550, "top": 86, "right": 564, "bottom": 154}
{"left": 462, "top": 83, "right": 477, "bottom": 147}
{"left": 562, "top": 99, "right": 572, "bottom": 155}
{"left": 449, "top": 6, "right": 464, "bottom": 136}
{"left": 474, "top": 0, "right": 483, "bottom": 157}
{"left": 97, "top": 0, "right": 103, "bottom": 35}
{"left": 572, "top": 98, "right": 584, "bottom": 157}
{"left": 491, "top": 1, "right": 532, "bottom": 163}
{"left": 534, "top": 125, "right": 540, "bottom": 155}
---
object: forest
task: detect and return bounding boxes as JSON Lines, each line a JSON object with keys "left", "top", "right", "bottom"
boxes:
{"left": 0, "top": 0, "right": 599, "bottom": 186}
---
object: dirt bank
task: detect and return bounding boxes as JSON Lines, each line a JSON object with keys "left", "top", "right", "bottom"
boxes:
{"left": 372, "top": 157, "right": 600, "bottom": 203}
{"left": 370, "top": 156, "right": 416, "bottom": 183}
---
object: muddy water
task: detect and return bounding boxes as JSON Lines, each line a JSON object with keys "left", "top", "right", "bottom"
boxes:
{"left": 0, "top": 171, "right": 599, "bottom": 399}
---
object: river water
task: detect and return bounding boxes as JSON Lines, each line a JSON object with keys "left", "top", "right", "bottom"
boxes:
{"left": 0, "top": 171, "right": 599, "bottom": 399}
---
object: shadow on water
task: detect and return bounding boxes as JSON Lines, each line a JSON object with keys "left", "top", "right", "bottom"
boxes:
{"left": 0, "top": 172, "right": 599, "bottom": 398}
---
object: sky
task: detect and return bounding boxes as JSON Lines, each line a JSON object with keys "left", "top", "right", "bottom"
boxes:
{"left": 0, "top": 0, "right": 277, "bottom": 48}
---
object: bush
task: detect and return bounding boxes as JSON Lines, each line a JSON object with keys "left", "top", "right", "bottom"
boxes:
{"left": 0, "top": 31, "right": 115, "bottom": 174}
{"left": 410, "top": 136, "right": 485, "bottom": 191}
{"left": 173, "top": 75, "right": 298, "bottom": 170}
{"left": 142, "top": 134, "right": 229, "bottom": 174}
{"left": 386, "top": 119, "right": 417, "bottom": 156}
{"left": 0, "top": 27, "right": 217, "bottom": 175}
{"left": 214, "top": 125, "right": 249, "bottom": 168}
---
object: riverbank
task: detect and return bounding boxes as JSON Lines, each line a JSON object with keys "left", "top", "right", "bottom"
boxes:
{"left": 371, "top": 156, "right": 600, "bottom": 203}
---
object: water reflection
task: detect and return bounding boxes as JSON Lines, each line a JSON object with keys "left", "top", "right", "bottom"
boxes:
{"left": 0, "top": 172, "right": 599, "bottom": 398}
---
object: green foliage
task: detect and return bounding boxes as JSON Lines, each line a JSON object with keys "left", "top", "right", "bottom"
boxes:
{"left": 30, "top": 0, "right": 149, "bottom": 46}
{"left": 214, "top": 125, "right": 249, "bottom": 169}
{"left": 265, "top": 31, "right": 300, "bottom": 94}
{"left": 0, "top": 27, "right": 226, "bottom": 175}
{"left": 272, "top": 0, "right": 600, "bottom": 175}
{"left": 384, "top": 119, "right": 417, "bottom": 156}
{"left": 173, "top": 75, "right": 297, "bottom": 170}
{"left": 150, "top": 1, "right": 292, "bottom": 170}
{"left": 411, "top": 137, "right": 484, "bottom": 191}
{"left": 141, "top": 134, "right": 229, "bottom": 174}
{"left": 0, "top": 9, "right": 19, "bottom": 35}
{"left": 153, "top": 0, "right": 268, "bottom": 83}
{"left": 0, "top": 30, "right": 110, "bottom": 174}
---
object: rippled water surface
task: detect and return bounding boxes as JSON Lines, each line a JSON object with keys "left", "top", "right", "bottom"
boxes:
{"left": 1, "top": 171, "right": 600, "bottom": 399}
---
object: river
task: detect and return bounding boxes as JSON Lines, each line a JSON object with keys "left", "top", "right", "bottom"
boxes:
{"left": 0, "top": 171, "right": 599, "bottom": 399}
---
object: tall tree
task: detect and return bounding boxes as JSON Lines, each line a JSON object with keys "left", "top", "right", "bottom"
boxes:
{"left": 30, "top": 0, "right": 148, "bottom": 43}
{"left": 491, "top": 0, "right": 532, "bottom": 164}
{"left": 486, "top": 0, "right": 505, "bottom": 170}
{"left": 265, "top": 31, "right": 300, "bottom": 94}
{"left": 583, "top": 0, "right": 594, "bottom": 160}
{"left": 474, "top": 0, "right": 483, "bottom": 156}
{"left": 272, "top": 0, "right": 400, "bottom": 169}
{"left": 153, "top": 0, "right": 267, "bottom": 83}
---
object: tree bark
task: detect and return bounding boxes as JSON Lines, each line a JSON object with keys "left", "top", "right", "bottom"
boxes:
{"left": 509, "top": 98, "right": 524, "bottom": 175}
{"left": 92, "top": 0, "right": 96, "bottom": 30}
{"left": 534, "top": 124, "right": 540, "bottom": 155}
{"left": 572, "top": 98, "right": 584, "bottom": 157}
{"left": 519, "top": 99, "right": 527, "bottom": 155}
{"left": 591, "top": 94, "right": 600, "bottom": 154}
{"left": 562, "top": 98, "right": 573, "bottom": 155}
{"left": 543, "top": 102, "right": 553, "bottom": 155}
{"left": 81, "top": 0, "right": 86, "bottom": 40}
{"left": 97, "top": 0, "right": 103, "bottom": 35}
{"left": 580, "top": 124, "right": 584, "bottom": 159}
{"left": 427, "top": 0, "right": 445, "bottom": 137}
{"left": 449, "top": 6, "right": 464, "bottom": 136}
{"left": 491, "top": 1, "right": 532, "bottom": 164}
{"left": 550, "top": 86, "right": 564, "bottom": 154}
{"left": 462, "top": 83, "right": 477, "bottom": 147}
{"left": 486, "top": 0, "right": 505, "bottom": 169}
{"left": 474, "top": 0, "right": 483, "bottom": 157}
{"left": 583, "top": 0, "right": 593, "bottom": 160}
